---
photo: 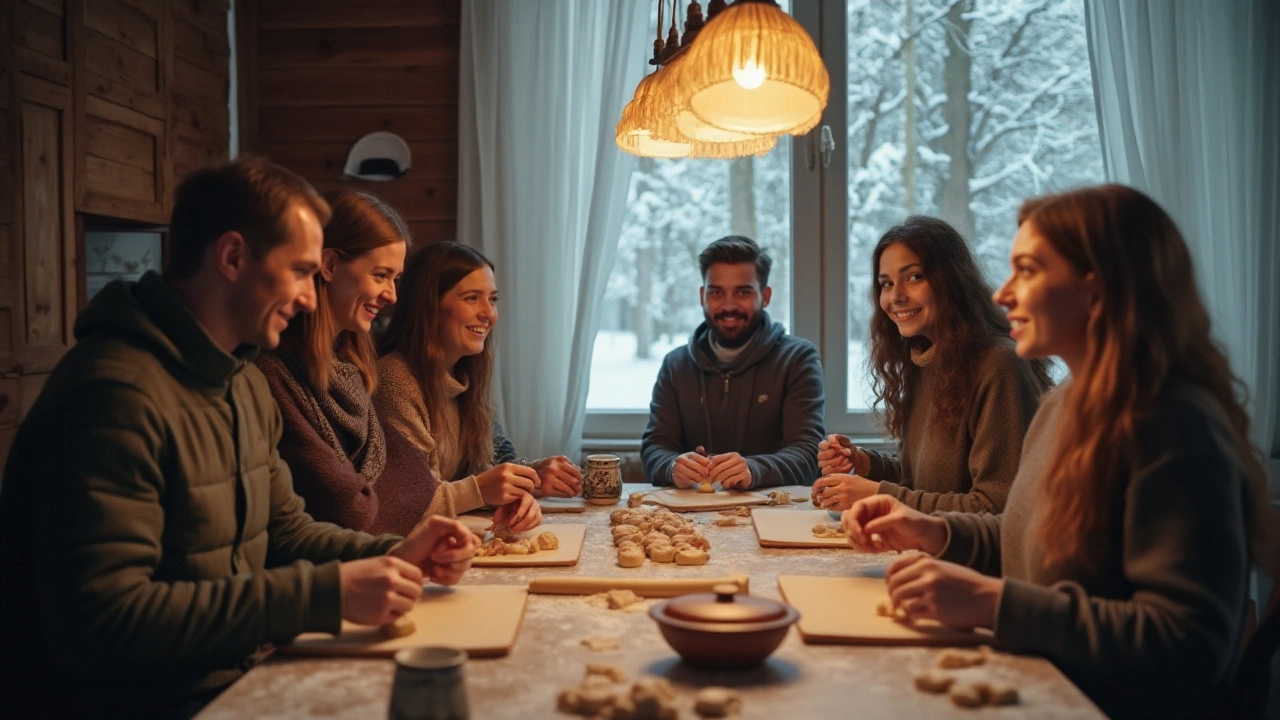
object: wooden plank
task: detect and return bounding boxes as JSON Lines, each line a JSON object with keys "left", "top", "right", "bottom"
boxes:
{"left": 84, "top": 28, "right": 161, "bottom": 95}
{"left": 85, "top": 0, "right": 158, "bottom": 58}
{"left": 0, "top": 309, "right": 12, "bottom": 370}
{"left": 26, "top": 0, "right": 65, "bottom": 16}
{"left": 405, "top": 220, "right": 455, "bottom": 245}
{"left": 258, "top": 65, "right": 458, "bottom": 108}
{"left": 172, "top": 137, "right": 225, "bottom": 179}
{"left": 172, "top": 56, "right": 225, "bottom": 105}
{"left": 173, "top": 15, "right": 229, "bottom": 69}
{"left": 170, "top": 0, "right": 228, "bottom": 35}
{"left": 15, "top": 1, "right": 66, "bottom": 61}
{"left": 0, "top": 162, "right": 12, "bottom": 223}
{"left": 83, "top": 68, "right": 165, "bottom": 118}
{"left": 257, "top": 26, "right": 459, "bottom": 68}
{"left": 21, "top": 101, "right": 65, "bottom": 348}
{"left": 84, "top": 155, "right": 156, "bottom": 203}
{"left": 311, "top": 179, "right": 456, "bottom": 222}
{"left": 258, "top": 0, "right": 460, "bottom": 30}
{"left": 0, "top": 113, "right": 10, "bottom": 162}
{"left": 84, "top": 114, "right": 156, "bottom": 173}
{"left": 256, "top": 140, "right": 457, "bottom": 181}
{"left": 170, "top": 91, "right": 229, "bottom": 139}
{"left": 0, "top": 223, "right": 10, "bottom": 277}
{"left": 257, "top": 106, "right": 457, "bottom": 143}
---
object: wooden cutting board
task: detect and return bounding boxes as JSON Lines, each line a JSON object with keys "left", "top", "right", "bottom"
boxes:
{"left": 777, "top": 575, "right": 990, "bottom": 646}
{"left": 753, "top": 508, "right": 854, "bottom": 548}
{"left": 539, "top": 496, "right": 586, "bottom": 513}
{"left": 472, "top": 523, "right": 587, "bottom": 567}
{"left": 642, "top": 487, "right": 769, "bottom": 512}
{"left": 280, "top": 585, "right": 528, "bottom": 658}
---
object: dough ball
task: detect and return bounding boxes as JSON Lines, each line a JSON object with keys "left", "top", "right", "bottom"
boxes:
{"left": 697, "top": 482, "right": 715, "bottom": 493}
{"left": 628, "top": 492, "right": 645, "bottom": 508}
{"left": 985, "top": 681, "right": 1019, "bottom": 706}
{"left": 378, "top": 615, "right": 416, "bottom": 639}
{"left": 604, "top": 589, "right": 641, "bottom": 610}
{"left": 948, "top": 682, "right": 986, "bottom": 708}
{"left": 536, "top": 531, "right": 560, "bottom": 551}
{"left": 648, "top": 543, "right": 677, "bottom": 563}
{"left": 913, "top": 670, "right": 955, "bottom": 694}
{"left": 675, "top": 547, "right": 710, "bottom": 566}
{"left": 618, "top": 546, "right": 645, "bottom": 568}
{"left": 693, "top": 686, "right": 742, "bottom": 717}
{"left": 504, "top": 539, "right": 531, "bottom": 555}
{"left": 936, "top": 648, "right": 987, "bottom": 669}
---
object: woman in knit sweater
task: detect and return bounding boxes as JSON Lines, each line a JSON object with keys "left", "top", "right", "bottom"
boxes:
{"left": 814, "top": 217, "right": 1053, "bottom": 514}
{"left": 256, "top": 189, "right": 444, "bottom": 536}
{"left": 375, "top": 241, "right": 575, "bottom": 532}
{"left": 841, "top": 185, "right": 1275, "bottom": 718}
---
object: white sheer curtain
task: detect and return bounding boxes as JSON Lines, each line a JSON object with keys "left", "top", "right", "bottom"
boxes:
{"left": 457, "top": 1, "right": 648, "bottom": 461}
{"left": 1083, "top": 0, "right": 1280, "bottom": 494}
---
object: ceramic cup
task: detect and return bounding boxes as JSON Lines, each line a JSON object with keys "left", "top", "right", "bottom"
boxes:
{"left": 388, "top": 646, "right": 470, "bottom": 720}
{"left": 582, "top": 454, "right": 623, "bottom": 505}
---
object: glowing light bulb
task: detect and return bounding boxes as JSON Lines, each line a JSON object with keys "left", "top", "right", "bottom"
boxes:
{"left": 732, "top": 58, "right": 767, "bottom": 90}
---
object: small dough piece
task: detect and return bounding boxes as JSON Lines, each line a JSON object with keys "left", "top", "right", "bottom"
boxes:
{"left": 948, "top": 682, "right": 986, "bottom": 708}
{"left": 712, "top": 516, "right": 741, "bottom": 527}
{"left": 811, "top": 523, "right": 846, "bottom": 538}
{"left": 766, "top": 490, "right": 791, "bottom": 505}
{"left": 628, "top": 492, "right": 645, "bottom": 508}
{"left": 718, "top": 506, "right": 752, "bottom": 517}
{"left": 697, "top": 481, "right": 715, "bottom": 493}
{"left": 875, "top": 599, "right": 907, "bottom": 621}
{"left": 605, "top": 589, "right": 641, "bottom": 609}
{"left": 614, "top": 532, "right": 644, "bottom": 547}
{"left": 648, "top": 543, "right": 677, "bottom": 563}
{"left": 581, "top": 636, "right": 621, "bottom": 652}
{"left": 556, "top": 687, "right": 615, "bottom": 715}
{"left": 936, "top": 648, "right": 988, "bottom": 669}
{"left": 612, "top": 524, "right": 640, "bottom": 537}
{"left": 630, "top": 677, "right": 679, "bottom": 719}
{"left": 675, "top": 547, "right": 710, "bottom": 565}
{"left": 504, "top": 539, "right": 531, "bottom": 555}
{"left": 618, "top": 546, "right": 646, "bottom": 568}
{"left": 984, "top": 681, "right": 1019, "bottom": 706}
{"left": 693, "top": 686, "right": 742, "bottom": 717}
{"left": 492, "top": 525, "right": 516, "bottom": 541}
{"left": 378, "top": 615, "right": 416, "bottom": 639}
{"left": 913, "top": 670, "right": 955, "bottom": 694}
{"left": 536, "top": 531, "right": 559, "bottom": 551}
{"left": 585, "top": 663, "right": 628, "bottom": 683}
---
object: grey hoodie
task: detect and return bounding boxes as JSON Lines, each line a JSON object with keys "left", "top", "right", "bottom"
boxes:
{"left": 641, "top": 313, "right": 825, "bottom": 488}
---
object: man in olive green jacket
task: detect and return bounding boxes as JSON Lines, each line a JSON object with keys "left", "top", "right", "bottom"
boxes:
{"left": 0, "top": 158, "right": 478, "bottom": 718}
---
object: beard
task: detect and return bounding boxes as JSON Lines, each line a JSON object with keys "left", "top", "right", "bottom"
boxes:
{"left": 705, "top": 307, "right": 765, "bottom": 349}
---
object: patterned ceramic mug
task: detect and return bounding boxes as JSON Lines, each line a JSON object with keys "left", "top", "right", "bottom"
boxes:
{"left": 583, "top": 454, "right": 623, "bottom": 505}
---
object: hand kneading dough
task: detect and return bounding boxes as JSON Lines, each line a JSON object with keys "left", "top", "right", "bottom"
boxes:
{"left": 675, "top": 547, "right": 710, "bottom": 565}
{"left": 378, "top": 615, "right": 416, "bottom": 639}
{"left": 694, "top": 686, "right": 742, "bottom": 717}
{"left": 618, "top": 546, "right": 645, "bottom": 568}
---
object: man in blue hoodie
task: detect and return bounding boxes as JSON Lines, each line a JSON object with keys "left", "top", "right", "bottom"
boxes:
{"left": 641, "top": 236, "right": 825, "bottom": 489}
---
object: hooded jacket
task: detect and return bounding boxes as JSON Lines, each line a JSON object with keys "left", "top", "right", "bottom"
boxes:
{"left": 0, "top": 272, "right": 399, "bottom": 718}
{"left": 641, "top": 314, "right": 825, "bottom": 488}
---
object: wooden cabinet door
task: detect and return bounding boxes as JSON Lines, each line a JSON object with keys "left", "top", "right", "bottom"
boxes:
{"left": 73, "top": 0, "right": 170, "bottom": 223}
{"left": 15, "top": 73, "right": 76, "bottom": 375}
{"left": 13, "top": 0, "right": 71, "bottom": 86}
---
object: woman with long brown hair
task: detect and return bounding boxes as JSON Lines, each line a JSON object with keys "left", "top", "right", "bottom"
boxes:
{"left": 376, "top": 241, "right": 576, "bottom": 533}
{"left": 813, "top": 216, "right": 1052, "bottom": 513}
{"left": 256, "top": 189, "right": 442, "bottom": 535}
{"left": 841, "top": 185, "right": 1275, "bottom": 718}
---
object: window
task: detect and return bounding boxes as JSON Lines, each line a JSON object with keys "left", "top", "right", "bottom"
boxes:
{"left": 587, "top": 0, "right": 1102, "bottom": 438}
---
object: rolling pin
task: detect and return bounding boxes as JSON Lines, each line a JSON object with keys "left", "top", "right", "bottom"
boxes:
{"left": 527, "top": 574, "right": 749, "bottom": 597}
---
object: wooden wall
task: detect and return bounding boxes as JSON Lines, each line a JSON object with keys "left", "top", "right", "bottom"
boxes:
{"left": 237, "top": 0, "right": 461, "bottom": 246}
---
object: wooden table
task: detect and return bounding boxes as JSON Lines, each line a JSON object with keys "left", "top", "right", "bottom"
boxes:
{"left": 197, "top": 484, "right": 1104, "bottom": 719}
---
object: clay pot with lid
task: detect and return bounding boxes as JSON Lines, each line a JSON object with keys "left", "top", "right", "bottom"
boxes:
{"left": 649, "top": 584, "right": 799, "bottom": 669}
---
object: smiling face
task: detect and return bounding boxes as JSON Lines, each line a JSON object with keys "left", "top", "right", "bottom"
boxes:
{"left": 993, "top": 221, "right": 1096, "bottom": 373}
{"left": 322, "top": 241, "right": 406, "bottom": 334}
{"left": 437, "top": 265, "right": 498, "bottom": 368}
{"left": 230, "top": 202, "right": 323, "bottom": 349}
{"left": 700, "top": 262, "right": 772, "bottom": 348}
{"left": 877, "top": 242, "right": 938, "bottom": 343}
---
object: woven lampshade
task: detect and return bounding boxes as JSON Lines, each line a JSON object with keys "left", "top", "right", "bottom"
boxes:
{"left": 644, "top": 61, "right": 778, "bottom": 158}
{"left": 671, "top": 0, "right": 829, "bottom": 136}
{"left": 616, "top": 71, "right": 691, "bottom": 158}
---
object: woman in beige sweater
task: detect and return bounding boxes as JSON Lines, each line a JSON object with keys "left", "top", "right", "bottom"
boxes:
{"left": 814, "top": 216, "right": 1053, "bottom": 513}
{"left": 375, "top": 242, "right": 579, "bottom": 531}
{"left": 841, "top": 185, "right": 1275, "bottom": 718}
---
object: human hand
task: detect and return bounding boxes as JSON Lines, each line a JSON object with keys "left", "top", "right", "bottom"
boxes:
{"left": 885, "top": 553, "right": 1002, "bottom": 630}
{"left": 338, "top": 555, "right": 424, "bottom": 625}
{"left": 671, "top": 447, "right": 711, "bottom": 489}
{"left": 475, "top": 462, "right": 539, "bottom": 505}
{"left": 841, "top": 495, "right": 948, "bottom": 555}
{"left": 492, "top": 492, "right": 542, "bottom": 533}
{"left": 531, "top": 455, "right": 582, "bottom": 497}
{"left": 707, "top": 452, "right": 752, "bottom": 490}
{"left": 811, "top": 474, "right": 879, "bottom": 511}
{"left": 817, "top": 434, "right": 871, "bottom": 476}
{"left": 389, "top": 515, "right": 479, "bottom": 586}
